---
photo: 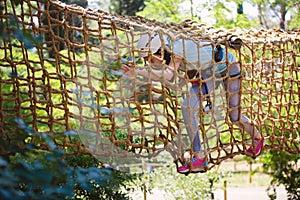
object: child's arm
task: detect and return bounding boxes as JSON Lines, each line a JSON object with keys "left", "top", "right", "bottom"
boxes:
{"left": 122, "top": 55, "right": 182, "bottom": 82}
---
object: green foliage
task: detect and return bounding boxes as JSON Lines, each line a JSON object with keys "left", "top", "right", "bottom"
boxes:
{"left": 248, "top": 0, "right": 300, "bottom": 29}
{"left": 136, "top": 0, "right": 186, "bottom": 23}
{"left": 235, "top": 13, "right": 260, "bottom": 28}
{"left": 288, "top": 6, "right": 300, "bottom": 30}
{"left": 135, "top": 0, "right": 298, "bottom": 29}
{"left": 69, "top": 155, "right": 137, "bottom": 200}
{"left": 260, "top": 150, "right": 300, "bottom": 200}
{"left": 0, "top": 118, "right": 137, "bottom": 200}
{"left": 61, "top": 0, "right": 88, "bottom": 8}
{"left": 148, "top": 165, "right": 230, "bottom": 199}
{"left": 201, "top": 1, "right": 259, "bottom": 29}
{"left": 0, "top": 15, "right": 42, "bottom": 49}
{"left": 109, "top": 0, "right": 145, "bottom": 16}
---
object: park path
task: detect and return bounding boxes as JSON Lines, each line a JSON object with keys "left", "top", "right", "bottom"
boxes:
{"left": 214, "top": 186, "right": 287, "bottom": 200}
{"left": 129, "top": 158, "right": 288, "bottom": 200}
{"left": 129, "top": 186, "right": 287, "bottom": 200}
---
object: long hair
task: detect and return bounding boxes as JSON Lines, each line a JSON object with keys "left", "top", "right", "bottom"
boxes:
{"left": 154, "top": 48, "right": 171, "bottom": 65}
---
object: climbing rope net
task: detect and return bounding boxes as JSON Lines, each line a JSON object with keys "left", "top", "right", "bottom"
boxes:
{"left": 0, "top": 0, "right": 299, "bottom": 170}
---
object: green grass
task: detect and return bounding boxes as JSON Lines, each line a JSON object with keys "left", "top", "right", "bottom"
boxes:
{"left": 214, "top": 159, "right": 272, "bottom": 188}
{"left": 225, "top": 171, "right": 272, "bottom": 188}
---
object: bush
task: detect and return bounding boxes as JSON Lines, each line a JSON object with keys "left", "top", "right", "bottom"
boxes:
{"left": 260, "top": 150, "right": 300, "bottom": 200}
{"left": 0, "top": 118, "right": 136, "bottom": 200}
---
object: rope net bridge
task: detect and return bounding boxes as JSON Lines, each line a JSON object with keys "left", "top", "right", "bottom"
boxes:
{"left": 0, "top": 0, "right": 299, "bottom": 171}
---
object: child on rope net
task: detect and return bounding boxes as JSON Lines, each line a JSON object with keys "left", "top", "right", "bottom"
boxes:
{"left": 122, "top": 32, "right": 263, "bottom": 174}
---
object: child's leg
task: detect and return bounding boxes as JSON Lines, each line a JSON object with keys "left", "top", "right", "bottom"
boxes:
{"left": 181, "top": 85, "right": 202, "bottom": 152}
{"left": 181, "top": 71, "right": 214, "bottom": 153}
{"left": 226, "top": 63, "right": 261, "bottom": 139}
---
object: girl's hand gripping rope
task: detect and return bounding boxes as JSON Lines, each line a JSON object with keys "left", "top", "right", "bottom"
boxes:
{"left": 122, "top": 63, "right": 135, "bottom": 77}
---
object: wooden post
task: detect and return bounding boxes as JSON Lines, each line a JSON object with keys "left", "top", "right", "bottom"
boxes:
{"left": 224, "top": 180, "right": 227, "bottom": 200}
{"left": 209, "top": 179, "right": 214, "bottom": 199}
{"left": 143, "top": 184, "right": 147, "bottom": 200}
{"left": 249, "top": 162, "right": 252, "bottom": 184}
{"left": 142, "top": 160, "right": 147, "bottom": 200}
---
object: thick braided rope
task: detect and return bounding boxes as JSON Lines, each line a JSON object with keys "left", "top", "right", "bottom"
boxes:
{"left": 0, "top": 0, "right": 299, "bottom": 169}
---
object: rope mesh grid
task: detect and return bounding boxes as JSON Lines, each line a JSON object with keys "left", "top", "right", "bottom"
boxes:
{"left": 0, "top": 0, "right": 299, "bottom": 170}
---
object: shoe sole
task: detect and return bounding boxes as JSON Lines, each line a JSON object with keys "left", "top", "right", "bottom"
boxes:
{"left": 178, "top": 166, "right": 207, "bottom": 174}
{"left": 192, "top": 167, "right": 206, "bottom": 173}
{"left": 178, "top": 169, "right": 189, "bottom": 174}
{"left": 178, "top": 168, "right": 206, "bottom": 175}
{"left": 192, "top": 162, "right": 208, "bottom": 173}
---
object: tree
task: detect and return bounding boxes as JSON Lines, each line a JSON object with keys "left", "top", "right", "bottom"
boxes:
{"left": 136, "top": 0, "right": 186, "bottom": 23}
{"left": 61, "top": 0, "right": 88, "bottom": 8}
{"left": 247, "top": 0, "right": 300, "bottom": 29}
{"left": 200, "top": 0, "right": 259, "bottom": 29}
{"left": 109, "top": 0, "right": 146, "bottom": 16}
{"left": 39, "top": 0, "right": 88, "bottom": 57}
{"left": 0, "top": 118, "right": 137, "bottom": 200}
{"left": 267, "top": 0, "right": 297, "bottom": 29}
{"left": 251, "top": 0, "right": 270, "bottom": 28}
{"left": 288, "top": 2, "right": 300, "bottom": 29}
{"left": 87, "top": 0, "right": 110, "bottom": 12}
{"left": 260, "top": 150, "right": 300, "bottom": 200}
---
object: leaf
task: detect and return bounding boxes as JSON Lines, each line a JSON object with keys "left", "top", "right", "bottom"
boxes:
{"left": 13, "top": 0, "right": 22, "bottom": 6}
{"left": 8, "top": 71, "right": 18, "bottom": 78}
{"left": 0, "top": 158, "right": 8, "bottom": 167}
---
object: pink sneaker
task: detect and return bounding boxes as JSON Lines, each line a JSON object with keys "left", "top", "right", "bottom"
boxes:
{"left": 178, "top": 157, "right": 207, "bottom": 174}
{"left": 246, "top": 138, "right": 263, "bottom": 157}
